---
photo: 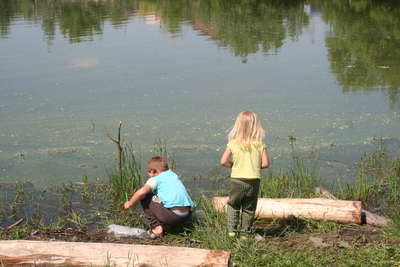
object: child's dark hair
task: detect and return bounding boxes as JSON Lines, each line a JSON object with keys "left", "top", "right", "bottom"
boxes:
{"left": 148, "top": 156, "right": 169, "bottom": 172}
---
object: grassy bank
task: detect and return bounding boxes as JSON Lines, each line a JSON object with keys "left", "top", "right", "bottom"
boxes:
{"left": 1, "top": 143, "right": 400, "bottom": 266}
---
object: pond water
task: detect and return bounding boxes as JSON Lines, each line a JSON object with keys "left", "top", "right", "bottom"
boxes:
{"left": 1, "top": 0, "right": 399, "bottom": 188}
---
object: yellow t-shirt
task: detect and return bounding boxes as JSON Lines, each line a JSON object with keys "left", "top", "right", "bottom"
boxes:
{"left": 227, "top": 140, "right": 265, "bottom": 179}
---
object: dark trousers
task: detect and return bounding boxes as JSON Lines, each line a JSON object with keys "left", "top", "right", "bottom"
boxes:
{"left": 140, "top": 193, "right": 189, "bottom": 230}
{"left": 227, "top": 178, "right": 260, "bottom": 233}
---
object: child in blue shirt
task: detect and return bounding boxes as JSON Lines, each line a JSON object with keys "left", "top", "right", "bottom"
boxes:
{"left": 124, "top": 156, "right": 194, "bottom": 238}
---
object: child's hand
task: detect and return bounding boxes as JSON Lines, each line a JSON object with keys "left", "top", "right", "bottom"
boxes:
{"left": 123, "top": 201, "right": 132, "bottom": 209}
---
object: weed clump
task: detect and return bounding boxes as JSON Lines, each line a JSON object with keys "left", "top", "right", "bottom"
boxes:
{"left": 336, "top": 144, "right": 400, "bottom": 233}
{"left": 108, "top": 144, "right": 142, "bottom": 206}
{"left": 260, "top": 151, "right": 318, "bottom": 198}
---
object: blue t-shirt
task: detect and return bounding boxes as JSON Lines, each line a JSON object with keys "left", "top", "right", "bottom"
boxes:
{"left": 145, "top": 170, "right": 194, "bottom": 208}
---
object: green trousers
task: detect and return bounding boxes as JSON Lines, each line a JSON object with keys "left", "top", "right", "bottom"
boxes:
{"left": 227, "top": 178, "right": 260, "bottom": 234}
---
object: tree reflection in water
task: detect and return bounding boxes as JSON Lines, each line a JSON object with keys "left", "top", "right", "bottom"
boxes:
{"left": 320, "top": 0, "right": 400, "bottom": 108}
{"left": 0, "top": 0, "right": 399, "bottom": 106}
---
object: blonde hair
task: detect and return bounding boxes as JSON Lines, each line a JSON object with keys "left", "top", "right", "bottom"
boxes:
{"left": 228, "top": 111, "right": 265, "bottom": 146}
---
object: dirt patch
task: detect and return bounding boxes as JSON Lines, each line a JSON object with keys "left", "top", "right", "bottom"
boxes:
{"left": 252, "top": 221, "right": 384, "bottom": 249}
{"left": 17, "top": 227, "right": 192, "bottom": 248}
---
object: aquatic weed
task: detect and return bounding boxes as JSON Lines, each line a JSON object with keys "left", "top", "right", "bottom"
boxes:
{"left": 58, "top": 184, "right": 74, "bottom": 214}
{"left": 108, "top": 144, "right": 143, "bottom": 205}
{"left": 153, "top": 138, "right": 176, "bottom": 170}
{"left": 259, "top": 152, "right": 318, "bottom": 198}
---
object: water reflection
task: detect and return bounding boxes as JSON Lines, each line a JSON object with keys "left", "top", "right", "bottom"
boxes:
{"left": 1, "top": 0, "right": 400, "bottom": 186}
{"left": 137, "top": 0, "right": 309, "bottom": 60}
{"left": 0, "top": 0, "right": 399, "bottom": 105}
{"left": 0, "top": 0, "right": 138, "bottom": 43}
{"left": 0, "top": 0, "right": 308, "bottom": 55}
{"left": 320, "top": 0, "right": 400, "bottom": 108}
{"left": 69, "top": 57, "right": 100, "bottom": 70}
{"left": 1, "top": 0, "right": 399, "bottom": 106}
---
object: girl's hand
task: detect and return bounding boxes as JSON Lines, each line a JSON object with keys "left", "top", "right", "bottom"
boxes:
{"left": 220, "top": 148, "right": 233, "bottom": 168}
{"left": 123, "top": 200, "right": 132, "bottom": 209}
{"left": 261, "top": 147, "right": 270, "bottom": 169}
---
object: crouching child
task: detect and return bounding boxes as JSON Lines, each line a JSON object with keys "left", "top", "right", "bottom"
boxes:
{"left": 124, "top": 156, "right": 194, "bottom": 238}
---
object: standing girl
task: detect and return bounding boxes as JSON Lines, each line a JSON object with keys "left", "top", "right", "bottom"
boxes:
{"left": 220, "top": 111, "right": 269, "bottom": 238}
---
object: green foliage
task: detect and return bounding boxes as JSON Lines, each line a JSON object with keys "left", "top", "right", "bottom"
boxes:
{"left": 190, "top": 196, "right": 228, "bottom": 248}
{"left": 67, "top": 211, "right": 88, "bottom": 229}
{"left": 335, "top": 142, "right": 400, "bottom": 236}
{"left": 81, "top": 176, "right": 91, "bottom": 202}
{"left": 322, "top": 0, "right": 400, "bottom": 108}
{"left": 1, "top": 0, "right": 399, "bottom": 107}
{"left": 260, "top": 151, "right": 318, "bottom": 198}
{"left": 0, "top": 0, "right": 138, "bottom": 42}
{"left": 1, "top": 136, "right": 400, "bottom": 265}
{"left": 9, "top": 182, "right": 27, "bottom": 220}
{"left": 108, "top": 144, "right": 143, "bottom": 206}
{"left": 153, "top": 138, "right": 176, "bottom": 170}
{"left": 58, "top": 183, "right": 75, "bottom": 214}
{"left": 1, "top": 173, "right": 400, "bottom": 266}
{"left": 189, "top": 198, "right": 400, "bottom": 266}
{"left": 0, "top": 0, "right": 308, "bottom": 59}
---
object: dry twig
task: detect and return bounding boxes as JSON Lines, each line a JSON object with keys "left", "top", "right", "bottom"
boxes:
{"left": 107, "top": 121, "right": 124, "bottom": 175}
{"left": 0, "top": 218, "right": 24, "bottom": 231}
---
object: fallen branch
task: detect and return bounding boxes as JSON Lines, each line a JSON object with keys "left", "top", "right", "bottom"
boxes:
{"left": 0, "top": 218, "right": 24, "bottom": 231}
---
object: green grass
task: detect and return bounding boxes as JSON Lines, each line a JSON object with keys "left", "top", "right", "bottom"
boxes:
{"left": 185, "top": 197, "right": 400, "bottom": 267}
{"left": 335, "top": 146, "right": 400, "bottom": 234}
{"left": 259, "top": 145, "right": 319, "bottom": 199}
{"left": 1, "top": 142, "right": 400, "bottom": 266}
{"left": 108, "top": 144, "right": 143, "bottom": 206}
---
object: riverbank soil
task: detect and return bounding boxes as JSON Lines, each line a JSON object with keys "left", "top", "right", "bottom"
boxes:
{"left": 1, "top": 218, "right": 399, "bottom": 266}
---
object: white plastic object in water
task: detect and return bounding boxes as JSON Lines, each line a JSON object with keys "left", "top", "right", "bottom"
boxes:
{"left": 107, "top": 224, "right": 147, "bottom": 238}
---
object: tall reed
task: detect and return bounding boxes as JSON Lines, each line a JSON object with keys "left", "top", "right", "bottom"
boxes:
{"left": 108, "top": 144, "right": 143, "bottom": 205}
{"left": 153, "top": 138, "right": 176, "bottom": 170}
{"left": 259, "top": 152, "right": 318, "bottom": 198}
{"left": 336, "top": 143, "right": 400, "bottom": 234}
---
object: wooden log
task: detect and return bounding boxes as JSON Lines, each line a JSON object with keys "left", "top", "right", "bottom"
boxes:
{"left": 315, "top": 187, "right": 392, "bottom": 227}
{"left": 0, "top": 240, "right": 230, "bottom": 267}
{"left": 213, "top": 196, "right": 362, "bottom": 224}
{"left": 361, "top": 210, "right": 392, "bottom": 227}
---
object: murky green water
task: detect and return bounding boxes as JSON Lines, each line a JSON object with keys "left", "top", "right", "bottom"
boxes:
{"left": 1, "top": 0, "right": 399, "bottom": 187}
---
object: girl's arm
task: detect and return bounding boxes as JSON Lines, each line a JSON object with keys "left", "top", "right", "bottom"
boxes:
{"left": 220, "top": 148, "right": 233, "bottom": 168}
{"left": 261, "top": 147, "right": 270, "bottom": 169}
{"left": 123, "top": 185, "right": 151, "bottom": 209}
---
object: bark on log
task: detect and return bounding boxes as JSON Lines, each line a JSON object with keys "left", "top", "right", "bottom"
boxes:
{"left": 361, "top": 210, "right": 392, "bottom": 227}
{"left": 315, "top": 187, "right": 392, "bottom": 227}
{"left": 0, "top": 240, "right": 230, "bottom": 267}
{"left": 213, "top": 196, "right": 362, "bottom": 224}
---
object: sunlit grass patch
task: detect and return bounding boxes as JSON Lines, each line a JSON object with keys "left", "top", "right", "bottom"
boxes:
{"left": 108, "top": 144, "right": 143, "bottom": 206}
{"left": 260, "top": 151, "right": 318, "bottom": 198}
{"left": 1, "top": 140, "right": 400, "bottom": 266}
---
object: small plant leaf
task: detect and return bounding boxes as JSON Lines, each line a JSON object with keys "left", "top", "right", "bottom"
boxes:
{"left": 338, "top": 240, "right": 350, "bottom": 248}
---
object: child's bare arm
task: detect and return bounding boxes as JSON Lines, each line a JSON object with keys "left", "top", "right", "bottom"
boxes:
{"left": 220, "top": 148, "right": 233, "bottom": 168}
{"left": 123, "top": 185, "right": 151, "bottom": 209}
{"left": 261, "top": 147, "right": 270, "bottom": 169}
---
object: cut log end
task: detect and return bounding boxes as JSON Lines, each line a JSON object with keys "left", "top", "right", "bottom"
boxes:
{"left": 314, "top": 187, "right": 392, "bottom": 227}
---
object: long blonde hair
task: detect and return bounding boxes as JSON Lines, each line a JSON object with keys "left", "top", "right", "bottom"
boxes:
{"left": 228, "top": 110, "right": 265, "bottom": 147}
